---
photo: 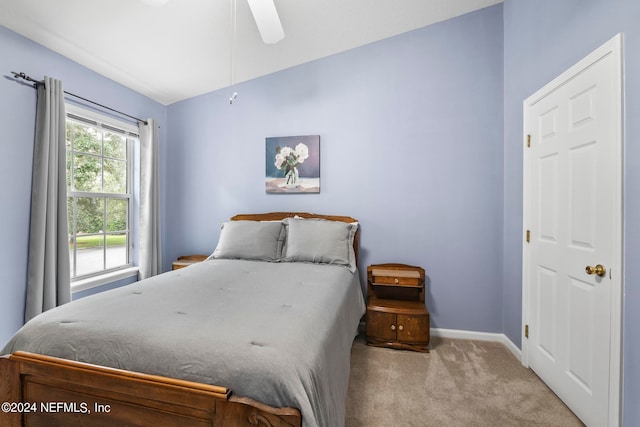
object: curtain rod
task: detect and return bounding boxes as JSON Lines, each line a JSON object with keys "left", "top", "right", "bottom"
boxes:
{"left": 10, "top": 71, "right": 148, "bottom": 126}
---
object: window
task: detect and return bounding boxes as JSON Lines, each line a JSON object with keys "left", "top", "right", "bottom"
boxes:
{"left": 66, "top": 107, "right": 138, "bottom": 280}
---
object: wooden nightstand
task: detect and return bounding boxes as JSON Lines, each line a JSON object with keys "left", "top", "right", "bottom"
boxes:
{"left": 172, "top": 254, "right": 208, "bottom": 270}
{"left": 366, "top": 263, "right": 430, "bottom": 352}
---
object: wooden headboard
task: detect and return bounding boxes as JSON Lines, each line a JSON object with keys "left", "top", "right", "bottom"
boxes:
{"left": 231, "top": 212, "right": 360, "bottom": 266}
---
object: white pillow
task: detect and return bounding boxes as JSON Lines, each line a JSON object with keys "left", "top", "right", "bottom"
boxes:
{"left": 283, "top": 217, "right": 357, "bottom": 272}
{"left": 212, "top": 221, "right": 284, "bottom": 261}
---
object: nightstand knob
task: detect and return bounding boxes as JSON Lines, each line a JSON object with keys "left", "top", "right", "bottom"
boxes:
{"left": 394, "top": 278, "right": 399, "bottom": 284}
{"left": 391, "top": 325, "right": 396, "bottom": 331}
{"left": 398, "top": 325, "right": 404, "bottom": 331}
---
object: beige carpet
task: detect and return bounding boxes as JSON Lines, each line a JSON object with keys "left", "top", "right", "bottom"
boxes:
{"left": 345, "top": 335, "right": 584, "bottom": 427}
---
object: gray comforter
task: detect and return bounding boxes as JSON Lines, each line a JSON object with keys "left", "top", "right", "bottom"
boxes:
{"left": 2, "top": 259, "right": 366, "bottom": 427}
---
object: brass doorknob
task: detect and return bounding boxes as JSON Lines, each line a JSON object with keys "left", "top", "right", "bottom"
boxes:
{"left": 586, "top": 264, "right": 606, "bottom": 277}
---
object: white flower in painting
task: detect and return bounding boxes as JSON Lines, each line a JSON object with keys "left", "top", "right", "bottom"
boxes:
{"left": 274, "top": 142, "right": 311, "bottom": 187}
{"left": 274, "top": 153, "right": 286, "bottom": 169}
{"left": 280, "top": 146, "right": 293, "bottom": 158}
{"left": 294, "top": 143, "right": 309, "bottom": 163}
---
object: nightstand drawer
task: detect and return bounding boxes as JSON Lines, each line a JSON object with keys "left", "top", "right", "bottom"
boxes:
{"left": 370, "top": 268, "right": 422, "bottom": 287}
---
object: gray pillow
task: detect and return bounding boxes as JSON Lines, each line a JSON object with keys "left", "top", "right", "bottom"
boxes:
{"left": 283, "top": 218, "right": 357, "bottom": 271}
{"left": 212, "top": 221, "right": 284, "bottom": 261}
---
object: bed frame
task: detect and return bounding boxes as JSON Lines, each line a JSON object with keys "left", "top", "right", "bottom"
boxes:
{"left": 0, "top": 212, "right": 359, "bottom": 427}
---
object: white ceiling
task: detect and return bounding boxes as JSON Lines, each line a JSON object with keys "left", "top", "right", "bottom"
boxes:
{"left": 0, "top": 0, "right": 502, "bottom": 105}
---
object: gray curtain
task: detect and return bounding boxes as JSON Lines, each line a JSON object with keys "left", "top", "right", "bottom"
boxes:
{"left": 25, "top": 77, "right": 70, "bottom": 322}
{"left": 138, "top": 118, "right": 162, "bottom": 280}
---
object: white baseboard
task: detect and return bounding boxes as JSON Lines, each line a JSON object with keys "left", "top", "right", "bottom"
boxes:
{"left": 431, "top": 328, "right": 522, "bottom": 362}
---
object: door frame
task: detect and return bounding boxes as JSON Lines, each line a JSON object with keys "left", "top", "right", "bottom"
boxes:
{"left": 521, "top": 33, "right": 623, "bottom": 426}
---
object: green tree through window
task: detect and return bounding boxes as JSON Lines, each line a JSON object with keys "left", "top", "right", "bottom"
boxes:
{"left": 66, "top": 114, "right": 134, "bottom": 278}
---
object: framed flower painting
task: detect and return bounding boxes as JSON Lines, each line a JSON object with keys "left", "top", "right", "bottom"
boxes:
{"left": 265, "top": 135, "right": 320, "bottom": 193}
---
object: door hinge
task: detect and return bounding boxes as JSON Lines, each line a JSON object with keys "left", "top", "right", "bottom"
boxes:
{"left": 525, "top": 324, "right": 529, "bottom": 339}
{"left": 526, "top": 230, "right": 530, "bottom": 243}
{"left": 527, "top": 134, "right": 531, "bottom": 148}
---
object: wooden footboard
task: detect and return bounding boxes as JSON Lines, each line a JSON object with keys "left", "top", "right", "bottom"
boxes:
{"left": 0, "top": 352, "right": 301, "bottom": 427}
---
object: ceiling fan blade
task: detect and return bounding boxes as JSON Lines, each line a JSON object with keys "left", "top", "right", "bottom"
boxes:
{"left": 247, "top": 0, "right": 285, "bottom": 44}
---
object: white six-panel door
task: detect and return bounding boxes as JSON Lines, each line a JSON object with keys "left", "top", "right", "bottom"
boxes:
{"left": 522, "top": 35, "right": 622, "bottom": 426}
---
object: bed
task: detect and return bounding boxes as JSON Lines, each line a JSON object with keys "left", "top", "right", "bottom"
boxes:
{"left": 0, "top": 212, "right": 365, "bottom": 427}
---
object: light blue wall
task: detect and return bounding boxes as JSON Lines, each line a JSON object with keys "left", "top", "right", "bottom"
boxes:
{"left": 166, "top": 6, "right": 504, "bottom": 332}
{"left": 3, "top": 1, "right": 638, "bottom": 423}
{"left": 502, "top": 0, "right": 639, "bottom": 423}
{"left": 0, "top": 25, "right": 167, "bottom": 346}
